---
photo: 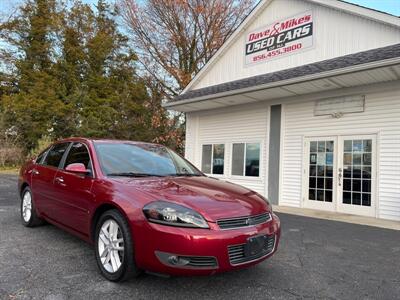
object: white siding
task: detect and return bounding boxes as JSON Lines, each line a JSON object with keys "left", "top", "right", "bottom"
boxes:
{"left": 191, "top": 0, "right": 400, "bottom": 90}
{"left": 281, "top": 87, "right": 400, "bottom": 221}
{"left": 185, "top": 102, "right": 269, "bottom": 196}
{"left": 184, "top": 113, "right": 198, "bottom": 163}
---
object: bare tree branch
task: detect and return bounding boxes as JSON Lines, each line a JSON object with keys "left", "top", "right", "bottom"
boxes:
{"left": 118, "top": 0, "right": 257, "bottom": 97}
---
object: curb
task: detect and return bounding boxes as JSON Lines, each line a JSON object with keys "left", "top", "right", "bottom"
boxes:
{"left": 273, "top": 205, "right": 400, "bottom": 231}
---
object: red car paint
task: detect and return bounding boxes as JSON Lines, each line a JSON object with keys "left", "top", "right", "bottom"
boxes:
{"left": 18, "top": 138, "right": 281, "bottom": 276}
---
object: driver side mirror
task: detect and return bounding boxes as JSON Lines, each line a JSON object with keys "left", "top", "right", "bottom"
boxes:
{"left": 65, "top": 163, "right": 89, "bottom": 175}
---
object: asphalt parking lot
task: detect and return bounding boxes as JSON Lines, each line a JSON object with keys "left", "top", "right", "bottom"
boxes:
{"left": 1, "top": 174, "right": 399, "bottom": 300}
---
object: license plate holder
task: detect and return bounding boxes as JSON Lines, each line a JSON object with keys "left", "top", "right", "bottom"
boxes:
{"left": 244, "top": 235, "right": 268, "bottom": 257}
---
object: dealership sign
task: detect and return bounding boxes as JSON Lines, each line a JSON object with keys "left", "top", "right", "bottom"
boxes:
{"left": 245, "top": 11, "right": 313, "bottom": 65}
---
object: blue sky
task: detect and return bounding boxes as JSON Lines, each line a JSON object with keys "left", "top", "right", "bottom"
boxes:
{"left": 85, "top": 0, "right": 400, "bottom": 15}
{"left": 87, "top": 0, "right": 400, "bottom": 16}
{"left": 345, "top": 0, "right": 400, "bottom": 15}
{"left": 1, "top": 0, "right": 400, "bottom": 16}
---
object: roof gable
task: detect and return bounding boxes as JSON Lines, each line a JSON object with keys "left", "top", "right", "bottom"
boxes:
{"left": 182, "top": 0, "right": 400, "bottom": 94}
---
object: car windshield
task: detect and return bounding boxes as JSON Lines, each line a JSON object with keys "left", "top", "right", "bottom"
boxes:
{"left": 94, "top": 142, "right": 203, "bottom": 177}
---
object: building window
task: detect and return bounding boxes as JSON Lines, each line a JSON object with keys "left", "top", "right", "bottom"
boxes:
{"left": 201, "top": 144, "right": 225, "bottom": 174}
{"left": 232, "top": 143, "right": 260, "bottom": 177}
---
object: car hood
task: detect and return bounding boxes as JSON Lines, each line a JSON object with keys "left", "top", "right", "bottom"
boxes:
{"left": 114, "top": 176, "right": 270, "bottom": 222}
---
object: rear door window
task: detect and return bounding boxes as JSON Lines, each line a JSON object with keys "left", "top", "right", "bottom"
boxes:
{"left": 42, "top": 143, "right": 70, "bottom": 168}
{"left": 35, "top": 148, "right": 49, "bottom": 164}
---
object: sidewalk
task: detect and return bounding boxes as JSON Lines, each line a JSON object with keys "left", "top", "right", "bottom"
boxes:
{"left": 274, "top": 205, "right": 400, "bottom": 231}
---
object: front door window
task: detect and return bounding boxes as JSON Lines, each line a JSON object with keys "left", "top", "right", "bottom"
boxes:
{"left": 342, "top": 139, "right": 372, "bottom": 207}
{"left": 308, "top": 140, "right": 334, "bottom": 203}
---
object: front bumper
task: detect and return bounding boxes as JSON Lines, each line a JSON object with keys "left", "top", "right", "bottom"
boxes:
{"left": 134, "top": 213, "right": 281, "bottom": 276}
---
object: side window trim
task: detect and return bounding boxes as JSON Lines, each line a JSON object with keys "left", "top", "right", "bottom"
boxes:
{"left": 59, "top": 142, "right": 74, "bottom": 169}
{"left": 36, "top": 147, "right": 50, "bottom": 165}
{"left": 41, "top": 142, "right": 71, "bottom": 170}
{"left": 61, "top": 141, "right": 95, "bottom": 178}
{"left": 41, "top": 145, "right": 55, "bottom": 167}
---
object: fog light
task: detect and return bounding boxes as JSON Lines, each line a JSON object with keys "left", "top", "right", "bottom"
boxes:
{"left": 155, "top": 251, "right": 218, "bottom": 269}
{"left": 167, "top": 255, "right": 189, "bottom": 266}
{"left": 168, "top": 255, "right": 179, "bottom": 265}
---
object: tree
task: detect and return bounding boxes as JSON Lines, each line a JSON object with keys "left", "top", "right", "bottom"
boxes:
{"left": 144, "top": 77, "right": 185, "bottom": 153}
{"left": 51, "top": 1, "right": 91, "bottom": 138}
{"left": 119, "top": 0, "right": 257, "bottom": 95}
{"left": 83, "top": 2, "right": 151, "bottom": 140}
{"left": 0, "top": 0, "right": 65, "bottom": 149}
{"left": 56, "top": 0, "right": 151, "bottom": 141}
{"left": 0, "top": 0, "right": 161, "bottom": 151}
{"left": 0, "top": 0, "right": 216, "bottom": 152}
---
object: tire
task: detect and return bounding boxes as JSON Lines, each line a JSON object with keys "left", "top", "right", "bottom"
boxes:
{"left": 20, "top": 186, "right": 44, "bottom": 227}
{"left": 94, "top": 209, "right": 141, "bottom": 282}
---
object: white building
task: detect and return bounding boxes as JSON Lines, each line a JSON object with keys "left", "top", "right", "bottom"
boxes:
{"left": 165, "top": 0, "right": 400, "bottom": 221}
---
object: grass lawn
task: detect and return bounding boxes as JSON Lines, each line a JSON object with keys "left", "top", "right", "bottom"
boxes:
{"left": 0, "top": 167, "right": 20, "bottom": 174}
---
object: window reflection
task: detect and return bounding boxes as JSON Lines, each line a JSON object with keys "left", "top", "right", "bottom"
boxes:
{"left": 308, "top": 140, "right": 334, "bottom": 203}
{"left": 201, "top": 144, "right": 225, "bottom": 175}
{"left": 212, "top": 144, "right": 225, "bottom": 175}
{"left": 245, "top": 143, "right": 260, "bottom": 177}
{"left": 342, "top": 139, "right": 372, "bottom": 207}
{"left": 231, "top": 143, "right": 260, "bottom": 177}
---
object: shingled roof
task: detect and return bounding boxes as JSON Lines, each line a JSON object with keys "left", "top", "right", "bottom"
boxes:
{"left": 170, "top": 43, "right": 400, "bottom": 104}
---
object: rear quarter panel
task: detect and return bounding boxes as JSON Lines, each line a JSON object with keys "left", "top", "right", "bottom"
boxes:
{"left": 18, "top": 160, "right": 35, "bottom": 195}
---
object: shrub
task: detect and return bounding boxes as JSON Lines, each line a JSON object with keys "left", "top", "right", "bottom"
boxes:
{"left": 28, "top": 135, "right": 53, "bottom": 159}
{"left": 0, "top": 142, "right": 24, "bottom": 168}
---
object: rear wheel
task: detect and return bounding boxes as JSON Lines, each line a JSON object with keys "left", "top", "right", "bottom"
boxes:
{"left": 94, "top": 209, "right": 140, "bottom": 281}
{"left": 20, "top": 187, "right": 44, "bottom": 227}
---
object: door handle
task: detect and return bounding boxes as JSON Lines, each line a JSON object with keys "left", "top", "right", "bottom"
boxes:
{"left": 338, "top": 168, "right": 342, "bottom": 187}
{"left": 32, "top": 169, "right": 40, "bottom": 175}
{"left": 55, "top": 177, "right": 65, "bottom": 184}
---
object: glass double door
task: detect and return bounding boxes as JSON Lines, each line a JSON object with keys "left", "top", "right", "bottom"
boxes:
{"left": 304, "top": 135, "right": 376, "bottom": 217}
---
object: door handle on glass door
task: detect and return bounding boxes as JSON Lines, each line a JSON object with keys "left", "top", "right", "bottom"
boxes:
{"left": 338, "top": 168, "right": 342, "bottom": 186}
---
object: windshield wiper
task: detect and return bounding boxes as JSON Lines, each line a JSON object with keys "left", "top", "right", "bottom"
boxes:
{"left": 107, "top": 172, "right": 165, "bottom": 177}
{"left": 167, "top": 173, "right": 203, "bottom": 177}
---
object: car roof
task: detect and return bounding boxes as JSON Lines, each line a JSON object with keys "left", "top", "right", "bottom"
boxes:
{"left": 53, "top": 137, "right": 160, "bottom": 147}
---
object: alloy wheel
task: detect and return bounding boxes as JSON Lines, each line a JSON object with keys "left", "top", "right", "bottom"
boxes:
{"left": 22, "top": 191, "right": 32, "bottom": 222}
{"left": 98, "top": 219, "right": 125, "bottom": 273}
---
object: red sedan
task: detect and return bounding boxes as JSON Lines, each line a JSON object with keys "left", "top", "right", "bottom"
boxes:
{"left": 19, "top": 138, "right": 281, "bottom": 281}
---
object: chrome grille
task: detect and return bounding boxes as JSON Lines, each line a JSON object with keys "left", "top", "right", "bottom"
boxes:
{"left": 228, "top": 234, "right": 275, "bottom": 265}
{"left": 217, "top": 212, "right": 271, "bottom": 229}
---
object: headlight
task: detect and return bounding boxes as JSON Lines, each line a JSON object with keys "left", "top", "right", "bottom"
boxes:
{"left": 143, "top": 201, "right": 209, "bottom": 229}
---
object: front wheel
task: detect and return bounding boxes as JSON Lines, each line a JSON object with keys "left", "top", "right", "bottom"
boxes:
{"left": 94, "top": 209, "right": 141, "bottom": 281}
{"left": 20, "top": 187, "right": 44, "bottom": 227}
